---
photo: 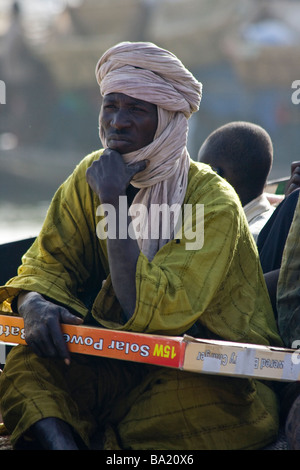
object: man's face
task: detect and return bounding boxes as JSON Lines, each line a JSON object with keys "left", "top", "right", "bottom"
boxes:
{"left": 198, "top": 142, "right": 226, "bottom": 179}
{"left": 198, "top": 142, "right": 238, "bottom": 190}
{"left": 99, "top": 93, "right": 158, "bottom": 154}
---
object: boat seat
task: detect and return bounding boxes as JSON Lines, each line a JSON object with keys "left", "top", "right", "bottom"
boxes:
{"left": 0, "top": 237, "right": 35, "bottom": 368}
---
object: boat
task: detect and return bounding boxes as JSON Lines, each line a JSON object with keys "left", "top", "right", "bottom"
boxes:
{"left": 0, "top": 177, "right": 290, "bottom": 449}
{"left": 0, "top": 237, "right": 35, "bottom": 368}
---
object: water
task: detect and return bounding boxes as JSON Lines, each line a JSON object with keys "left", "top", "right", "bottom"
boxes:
{"left": 0, "top": 146, "right": 291, "bottom": 246}
{"left": 0, "top": 144, "right": 83, "bottom": 245}
{"left": 0, "top": 201, "right": 49, "bottom": 244}
{"left": 0, "top": 170, "right": 289, "bottom": 247}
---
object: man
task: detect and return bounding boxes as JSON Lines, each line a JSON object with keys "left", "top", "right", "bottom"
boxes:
{"left": 257, "top": 161, "right": 300, "bottom": 282}
{"left": 276, "top": 193, "right": 300, "bottom": 449}
{"left": 197, "top": 121, "right": 275, "bottom": 242}
{"left": 0, "top": 42, "right": 282, "bottom": 450}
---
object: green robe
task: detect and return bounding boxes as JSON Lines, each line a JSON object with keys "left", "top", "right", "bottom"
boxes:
{"left": 0, "top": 151, "right": 282, "bottom": 449}
{"left": 277, "top": 194, "right": 300, "bottom": 347}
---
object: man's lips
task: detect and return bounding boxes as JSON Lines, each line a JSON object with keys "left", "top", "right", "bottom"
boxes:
{"left": 107, "top": 134, "right": 130, "bottom": 143}
{"left": 106, "top": 136, "right": 133, "bottom": 152}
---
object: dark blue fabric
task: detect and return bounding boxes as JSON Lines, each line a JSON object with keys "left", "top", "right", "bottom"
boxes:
{"left": 257, "top": 189, "right": 300, "bottom": 273}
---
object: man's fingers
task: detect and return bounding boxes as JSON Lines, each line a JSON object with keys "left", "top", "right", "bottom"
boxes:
{"left": 55, "top": 309, "right": 83, "bottom": 364}
{"left": 28, "top": 340, "right": 45, "bottom": 359}
{"left": 40, "top": 314, "right": 71, "bottom": 363}
{"left": 26, "top": 322, "right": 69, "bottom": 363}
{"left": 59, "top": 309, "right": 84, "bottom": 325}
{"left": 291, "top": 162, "right": 300, "bottom": 174}
{"left": 51, "top": 325, "right": 71, "bottom": 364}
{"left": 128, "top": 160, "right": 148, "bottom": 176}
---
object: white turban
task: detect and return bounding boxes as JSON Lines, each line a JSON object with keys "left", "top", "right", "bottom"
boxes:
{"left": 96, "top": 41, "right": 202, "bottom": 260}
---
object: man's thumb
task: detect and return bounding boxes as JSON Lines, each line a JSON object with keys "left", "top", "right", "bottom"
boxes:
{"left": 60, "top": 308, "right": 84, "bottom": 325}
{"left": 129, "top": 159, "right": 148, "bottom": 175}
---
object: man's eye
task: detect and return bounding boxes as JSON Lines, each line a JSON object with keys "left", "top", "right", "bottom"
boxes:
{"left": 131, "top": 106, "right": 145, "bottom": 112}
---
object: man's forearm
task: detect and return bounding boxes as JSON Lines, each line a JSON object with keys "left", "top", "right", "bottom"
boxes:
{"left": 85, "top": 148, "right": 146, "bottom": 320}
{"left": 106, "top": 203, "right": 140, "bottom": 321}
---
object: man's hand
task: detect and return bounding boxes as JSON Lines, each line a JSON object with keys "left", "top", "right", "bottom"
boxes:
{"left": 86, "top": 148, "right": 146, "bottom": 203}
{"left": 86, "top": 149, "right": 147, "bottom": 320}
{"left": 285, "top": 161, "right": 300, "bottom": 196}
{"left": 18, "top": 291, "right": 83, "bottom": 365}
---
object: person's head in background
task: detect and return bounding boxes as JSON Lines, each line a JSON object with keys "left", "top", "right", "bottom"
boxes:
{"left": 197, "top": 121, "right": 273, "bottom": 207}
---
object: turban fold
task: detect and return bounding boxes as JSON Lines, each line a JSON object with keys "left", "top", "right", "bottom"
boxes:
{"left": 96, "top": 41, "right": 202, "bottom": 260}
{"left": 96, "top": 41, "right": 202, "bottom": 118}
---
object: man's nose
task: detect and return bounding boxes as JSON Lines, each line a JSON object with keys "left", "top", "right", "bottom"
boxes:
{"left": 110, "top": 110, "right": 131, "bottom": 129}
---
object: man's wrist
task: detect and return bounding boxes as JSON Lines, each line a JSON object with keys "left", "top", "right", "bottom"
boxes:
{"left": 99, "top": 191, "right": 127, "bottom": 206}
{"left": 17, "top": 291, "right": 43, "bottom": 313}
